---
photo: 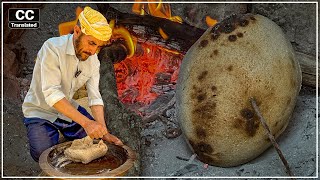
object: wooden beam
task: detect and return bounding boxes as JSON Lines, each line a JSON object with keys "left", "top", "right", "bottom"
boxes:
{"left": 96, "top": 3, "right": 205, "bottom": 53}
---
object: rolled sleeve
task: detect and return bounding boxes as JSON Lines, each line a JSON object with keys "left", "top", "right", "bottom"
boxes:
{"left": 44, "top": 89, "right": 65, "bottom": 107}
{"left": 40, "top": 42, "right": 66, "bottom": 107}
{"left": 88, "top": 98, "right": 104, "bottom": 106}
{"left": 86, "top": 62, "right": 104, "bottom": 107}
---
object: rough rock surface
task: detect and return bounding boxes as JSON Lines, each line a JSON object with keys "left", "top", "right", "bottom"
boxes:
{"left": 252, "top": 3, "right": 317, "bottom": 87}
{"left": 99, "top": 53, "right": 142, "bottom": 176}
{"left": 252, "top": 3, "right": 316, "bottom": 56}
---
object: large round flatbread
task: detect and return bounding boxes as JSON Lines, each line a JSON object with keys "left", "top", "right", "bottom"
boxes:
{"left": 176, "top": 14, "right": 302, "bottom": 167}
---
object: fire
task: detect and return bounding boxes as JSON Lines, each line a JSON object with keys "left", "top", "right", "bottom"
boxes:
{"left": 108, "top": 1, "right": 185, "bottom": 107}
{"left": 132, "top": 0, "right": 182, "bottom": 42}
{"left": 110, "top": 23, "right": 136, "bottom": 58}
{"left": 159, "top": 27, "right": 169, "bottom": 40}
{"left": 114, "top": 43, "right": 183, "bottom": 106}
{"left": 132, "top": 0, "right": 182, "bottom": 24}
{"left": 58, "top": 7, "right": 83, "bottom": 35}
{"left": 205, "top": 16, "right": 218, "bottom": 27}
{"left": 132, "top": 3, "right": 145, "bottom": 15}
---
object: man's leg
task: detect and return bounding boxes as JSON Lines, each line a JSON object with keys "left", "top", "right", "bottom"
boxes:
{"left": 23, "top": 118, "right": 60, "bottom": 162}
{"left": 56, "top": 105, "right": 95, "bottom": 140}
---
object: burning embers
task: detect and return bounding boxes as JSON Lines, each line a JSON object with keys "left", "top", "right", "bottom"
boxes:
{"left": 115, "top": 43, "right": 183, "bottom": 105}
{"left": 116, "top": 1, "right": 184, "bottom": 107}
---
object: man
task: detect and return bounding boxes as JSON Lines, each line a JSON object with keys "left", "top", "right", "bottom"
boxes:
{"left": 22, "top": 6, "right": 123, "bottom": 162}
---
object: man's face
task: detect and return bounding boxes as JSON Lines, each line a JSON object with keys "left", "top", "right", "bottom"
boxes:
{"left": 74, "top": 31, "right": 107, "bottom": 61}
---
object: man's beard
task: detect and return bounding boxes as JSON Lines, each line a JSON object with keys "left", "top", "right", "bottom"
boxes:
{"left": 75, "top": 33, "right": 92, "bottom": 61}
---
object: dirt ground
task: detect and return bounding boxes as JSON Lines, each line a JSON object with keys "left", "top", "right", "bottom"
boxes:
{"left": 2, "top": 2, "right": 318, "bottom": 179}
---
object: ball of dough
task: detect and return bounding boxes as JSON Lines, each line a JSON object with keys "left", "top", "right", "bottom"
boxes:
{"left": 64, "top": 136, "right": 108, "bottom": 164}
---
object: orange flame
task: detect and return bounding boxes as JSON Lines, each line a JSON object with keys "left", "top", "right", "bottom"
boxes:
{"left": 205, "top": 16, "right": 218, "bottom": 27}
{"left": 133, "top": 0, "right": 182, "bottom": 24}
{"left": 114, "top": 43, "right": 183, "bottom": 105}
{"left": 132, "top": 3, "right": 147, "bottom": 15}
{"left": 132, "top": 0, "right": 182, "bottom": 41}
{"left": 111, "top": 23, "right": 136, "bottom": 58}
{"left": 58, "top": 7, "right": 83, "bottom": 35}
{"left": 159, "top": 27, "right": 169, "bottom": 40}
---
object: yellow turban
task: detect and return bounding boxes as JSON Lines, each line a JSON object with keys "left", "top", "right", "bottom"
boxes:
{"left": 78, "top": 6, "right": 112, "bottom": 41}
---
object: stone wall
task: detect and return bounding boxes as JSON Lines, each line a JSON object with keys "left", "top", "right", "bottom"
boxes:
{"left": 252, "top": 3, "right": 317, "bottom": 87}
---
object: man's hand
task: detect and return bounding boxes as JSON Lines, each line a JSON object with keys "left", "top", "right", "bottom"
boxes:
{"left": 102, "top": 133, "right": 123, "bottom": 146}
{"left": 89, "top": 105, "right": 122, "bottom": 145}
{"left": 82, "top": 120, "right": 108, "bottom": 139}
{"left": 53, "top": 98, "right": 108, "bottom": 139}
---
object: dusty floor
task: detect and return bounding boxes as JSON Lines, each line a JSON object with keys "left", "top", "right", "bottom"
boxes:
{"left": 2, "top": 2, "right": 318, "bottom": 178}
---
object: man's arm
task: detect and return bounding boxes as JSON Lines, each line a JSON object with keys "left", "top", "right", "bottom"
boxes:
{"left": 85, "top": 58, "right": 123, "bottom": 145}
{"left": 90, "top": 105, "right": 106, "bottom": 127}
{"left": 53, "top": 98, "right": 107, "bottom": 139}
{"left": 90, "top": 105, "right": 123, "bottom": 145}
{"left": 38, "top": 42, "right": 107, "bottom": 139}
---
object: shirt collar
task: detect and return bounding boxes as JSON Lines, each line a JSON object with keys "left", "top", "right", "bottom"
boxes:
{"left": 66, "top": 34, "right": 76, "bottom": 56}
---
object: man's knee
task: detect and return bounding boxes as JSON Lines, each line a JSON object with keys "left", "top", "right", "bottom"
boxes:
{"left": 29, "top": 136, "right": 58, "bottom": 162}
{"left": 29, "top": 145, "right": 49, "bottom": 162}
{"left": 24, "top": 118, "right": 59, "bottom": 162}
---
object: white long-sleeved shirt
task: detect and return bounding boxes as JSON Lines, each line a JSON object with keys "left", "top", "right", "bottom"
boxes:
{"left": 22, "top": 34, "right": 104, "bottom": 123}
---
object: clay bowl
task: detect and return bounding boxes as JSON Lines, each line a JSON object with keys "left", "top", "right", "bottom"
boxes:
{"left": 39, "top": 140, "right": 136, "bottom": 178}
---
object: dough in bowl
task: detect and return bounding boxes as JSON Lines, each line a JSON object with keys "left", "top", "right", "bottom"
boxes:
{"left": 64, "top": 136, "right": 108, "bottom": 164}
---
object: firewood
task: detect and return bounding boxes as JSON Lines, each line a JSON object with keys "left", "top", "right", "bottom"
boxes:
{"left": 96, "top": 3, "right": 205, "bottom": 53}
{"left": 295, "top": 51, "right": 317, "bottom": 88}
{"left": 142, "top": 95, "right": 176, "bottom": 122}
